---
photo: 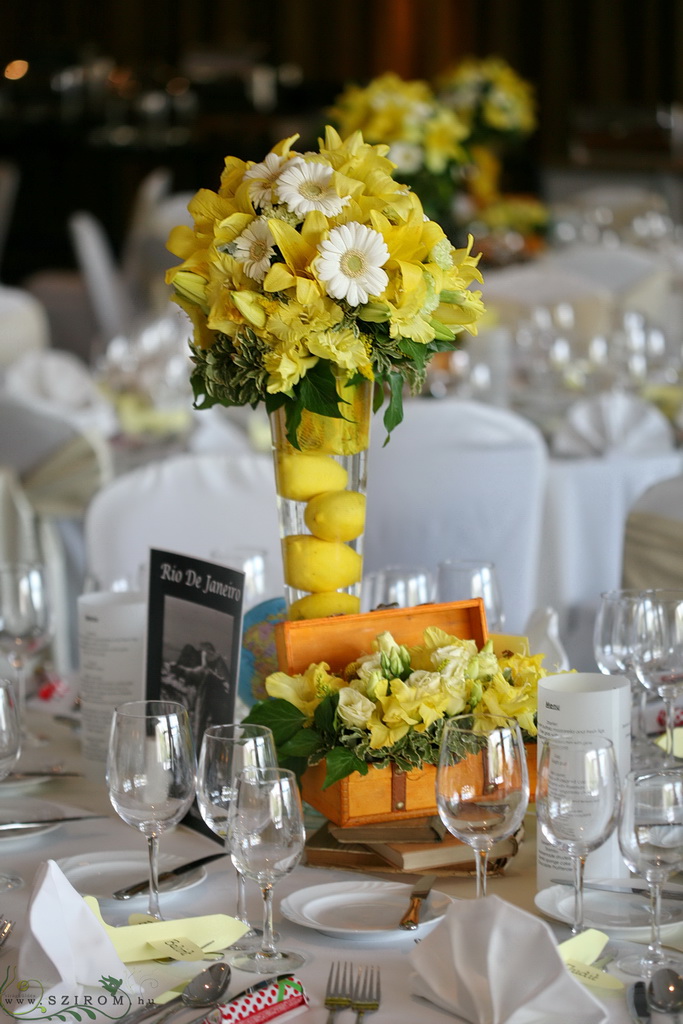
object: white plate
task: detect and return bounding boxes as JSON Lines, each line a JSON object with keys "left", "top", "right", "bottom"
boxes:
{"left": 57, "top": 851, "right": 208, "bottom": 899}
{"left": 280, "top": 880, "right": 452, "bottom": 939}
{"left": 535, "top": 880, "right": 683, "bottom": 934}
{"left": 0, "top": 774, "right": 57, "bottom": 796}
{"left": 0, "top": 797, "right": 68, "bottom": 841}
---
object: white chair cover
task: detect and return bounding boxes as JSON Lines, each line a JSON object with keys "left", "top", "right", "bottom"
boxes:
{"left": 68, "top": 211, "right": 136, "bottom": 343}
{"left": 551, "top": 390, "right": 675, "bottom": 458}
{"left": 0, "top": 396, "right": 112, "bottom": 672}
{"left": 363, "top": 398, "right": 548, "bottom": 633}
{"left": 120, "top": 167, "right": 173, "bottom": 314}
{"left": 621, "top": 473, "right": 683, "bottom": 591}
{"left": 0, "top": 285, "right": 50, "bottom": 367}
{"left": 84, "top": 452, "right": 283, "bottom": 598}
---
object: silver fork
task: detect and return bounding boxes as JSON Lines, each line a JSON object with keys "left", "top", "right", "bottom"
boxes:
{"left": 324, "top": 961, "right": 353, "bottom": 1024}
{"left": 0, "top": 917, "right": 14, "bottom": 948}
{"left": 351, "top": 965, "right": 381, "bottom": 1023}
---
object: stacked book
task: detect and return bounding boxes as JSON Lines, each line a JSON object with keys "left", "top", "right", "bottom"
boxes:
{"left": 305, "top": 816, "right": 523, "bottom": 874}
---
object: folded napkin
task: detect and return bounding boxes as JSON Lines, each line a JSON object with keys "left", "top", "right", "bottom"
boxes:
{"left": 551, "top": 390, "right": 674, "bottom": 457}
{"left": 409, "top": 895, "right": 607, "bottom": 1024}
{"left": 4, "top": 350, "right": 119, "bottom": 437}
{"left": 13, "top": 859, "right": 139, "bottom": 1010}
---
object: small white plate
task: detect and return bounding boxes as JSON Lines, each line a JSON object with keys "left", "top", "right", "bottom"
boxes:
{"left": 280, "top": 880, "right": 452, "bottom": 940}
{"left": 0, "top": 774, "right": 58, "bottom": 796}
{"left": 0, "top": 797, "right": 69, "bottom": 841}
{"left": 57, "top": 851, "right": 208, "bottom": 900}
{"left": 535, "top": 880, "right": 683, "bottom": 934}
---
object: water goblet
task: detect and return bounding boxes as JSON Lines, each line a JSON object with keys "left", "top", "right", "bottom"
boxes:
{"left": 436, "top": 559, "right": 505, "bottom": 631}
{"left": 536, "top": 733, "right": 621, "bottom": 934}
{"left": 617, "top": 768, "right": 683, "bottom": 977}
{"left": 0, "top": 562, "right": 53, "bottom": 743}
{"left": 361, "top": 565, "right": 435, "bottom": 611}
{"left": 630, "top": 589, "right": 683, "bottom": 766}
{"left": 196, "top": 723, "right": 277, "bottom": 946}
{"left": 227, "top": 766, "right": 306, "bottom": 973}
{"left": 107, "top": 699, "right": 196, "bottom": 920}
{"left": 436, "top": 714, "right": 529, "bottom": 898}
{"left": 0, "top": 679, "right": 21, "bottom": 890}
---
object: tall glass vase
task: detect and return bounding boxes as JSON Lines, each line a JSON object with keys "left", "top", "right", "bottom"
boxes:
{"left": 270, "top": 378, "right": 372, "bottom": 621}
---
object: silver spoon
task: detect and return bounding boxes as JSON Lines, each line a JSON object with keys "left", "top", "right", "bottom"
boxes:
{"left": 118, "top": 961, "right": 231, "bottom": 1024}
{"left": 648, "top": 967, "right": 683, "bottom": 1024}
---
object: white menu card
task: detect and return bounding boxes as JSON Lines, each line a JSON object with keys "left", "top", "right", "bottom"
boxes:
{"left": 536, "top": 671, "right": 632, "bottom": 891}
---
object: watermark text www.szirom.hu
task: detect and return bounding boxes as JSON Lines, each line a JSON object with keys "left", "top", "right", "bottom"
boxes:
{"left": 0, "top": 968, "right": 157, "bottom": 1022}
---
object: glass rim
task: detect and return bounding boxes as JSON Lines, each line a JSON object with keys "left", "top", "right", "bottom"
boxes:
{"left": 113, "top": 699, "right": 188, "bottom": 719}
{"left": 203, "top": 723, "right": 273, "bottom": 738}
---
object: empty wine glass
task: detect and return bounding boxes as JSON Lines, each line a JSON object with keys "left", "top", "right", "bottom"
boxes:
{"left": 593, "top": 588, "right": 658, "bottom": 767}
{"left": 0, "top": 563, "right": 53, "bottom": 743}
{"left": 536, "top": 733, "right": 621, "bottom": 934}
{"left": 0, "top": 679, "right": 21, "bottom": 890}
{"left": 107, "top": 699, "right": 196, "bottom": 920}
{"left": 617, "top": 768, "right": 683, "bottom": 977}
{"left": 436, "top": 714, "right": 529, "bottom": 897}
{"left": 361, "top": 565, "right": 435, "bottom": 611}
{"left": 196, "top": 723, "right": 277, "bottom": 946}
{"left": 437, "top": 559, "right": 505, "bottom": 631}
{"left": 227, "top": 766, "right": 306, "bottom": 973}
{"left": 210, "top": 548, "right": 268, "bottom": 610}
{"left": 630, "top": 589, "right": 683, "bottom": 766}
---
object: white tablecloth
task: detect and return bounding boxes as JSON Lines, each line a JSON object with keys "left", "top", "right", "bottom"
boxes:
{"left": 0, "top": 712, "right": 653, "bottom": 1024}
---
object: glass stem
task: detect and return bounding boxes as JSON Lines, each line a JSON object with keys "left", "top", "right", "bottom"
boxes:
{"left": 259, "top": 883, "right": 276, "bottom": 957}
{"left": 235, "top": 868, "right": 249, "bottom": 925}
{"left": 664, "top": 697, "right": 677, "bottom": 764}
{"left": 146, "top": 834, "right": 161, "bottom": 920}
{"left": 571, "top": 854, "right": 586, "bottom": 935}
{"left": 648, "top": 881, "right": 665, "bottom": 964}
{"left": 475, "top": 849, "right": 489, "bottom": 898}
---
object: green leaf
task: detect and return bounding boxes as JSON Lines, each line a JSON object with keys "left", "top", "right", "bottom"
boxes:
{"left": 299, "top": 362, "right": 346, "bottom": 419}
{"left": 243, "top": 699, "right": 306, "bottom": 747}
{"left": 323, "top": 746, "right": 368, "bottom": 788}
{"left": 313, "top": 692, "right": 339, "bottom": 737}
{"left": 281, "top": 728, "right": 324, "bottom": 758}
{"left": 382, "top": 372, "right": 405, "bottom": 442}
{"left": 398, "top": 338, "right": 429, "bottom": 372}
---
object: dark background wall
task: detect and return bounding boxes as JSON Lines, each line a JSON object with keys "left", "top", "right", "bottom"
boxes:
{"left": 1, "top": 0, "right": 681, "bottom": 282}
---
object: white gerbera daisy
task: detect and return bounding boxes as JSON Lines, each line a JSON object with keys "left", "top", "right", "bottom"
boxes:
{"left": 317, "top": 222, "right": 389, "bottom": 306}
{"left": 233, "top": 219, "right": 275, "bottom": 282}
{"left": 276, "top": 160, "right": 348, "bottom": 218}
{"left": 244, "top": 152, "right": 288, "bottom": 207}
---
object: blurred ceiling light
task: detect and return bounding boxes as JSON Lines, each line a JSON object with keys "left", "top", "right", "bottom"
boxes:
{"left": 4, "top": 60, "right": 29, "bottom": 81}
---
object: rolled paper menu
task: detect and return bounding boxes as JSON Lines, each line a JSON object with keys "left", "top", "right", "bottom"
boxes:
{"left": 536, "top": 672, "right": 631, "bottom": 891}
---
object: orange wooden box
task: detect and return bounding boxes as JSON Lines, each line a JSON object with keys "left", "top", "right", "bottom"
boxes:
{"left": 275, "top": 600, "right": 489, "bottom": 827}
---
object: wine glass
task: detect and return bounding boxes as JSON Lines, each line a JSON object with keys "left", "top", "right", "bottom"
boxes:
{"left": 107, "top": 699, "right": 196, "bottom": 920}
{"left": 536, "top": 733, "right": 621, "bottom": 934}
{"left": 196, "top": 723, "right": 277, "bottom": 946}
{"left": 436, "top": 559, "right": 505, "bottom": 631}
{"left": 436, "top": 714, "right": 529, "bottom": 898}
{"left": 630, "top": 589, "right": 683, "bottom": 766}
{"left": 617, "top": 768, "right": 683, "bottom": 977}
{"left": 0, "top": 563, "right": 53, "bottom": 742}
{"left": 0, "top": 679, "right": 21, "bottom": 890}
{"left": 593, "top": 588, "right": 658, "bottom": 767}
{"left": 361, "top": 565, "right": 435, "bottom": 611}
{"left": 227, "top": 766, "right": 306, "bottom": 973}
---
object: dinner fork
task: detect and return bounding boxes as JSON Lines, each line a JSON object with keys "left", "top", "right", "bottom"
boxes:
{"left": 324, "top": 961, "right": 353, "bottom": 1023}
{"left": 351, "top": 965, "right": 381, "bottom": 1023}
{"left": 0, "top": 917, "right": 14, "bottom": 948}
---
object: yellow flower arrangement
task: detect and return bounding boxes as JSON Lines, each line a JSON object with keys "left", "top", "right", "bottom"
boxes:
{"left": 165, "top": 126, "right": 486, "bottom": 445}
{"left": 328, "top": 73, "right": 470, "bottom": 228}
{"left": 435, "top": 56, "right": 537, "bottom": 144}
{"left": 244, "top": 626, "right": 545, "bottom": 787}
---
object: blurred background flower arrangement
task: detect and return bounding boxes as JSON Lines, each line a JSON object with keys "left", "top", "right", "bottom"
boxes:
{"left": 245, "top": 626, "right": 545, "bottom": 786}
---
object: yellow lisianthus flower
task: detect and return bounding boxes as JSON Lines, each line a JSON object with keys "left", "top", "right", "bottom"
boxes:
{"left": 265, "top": 661, "right": 344, "bottom": 718}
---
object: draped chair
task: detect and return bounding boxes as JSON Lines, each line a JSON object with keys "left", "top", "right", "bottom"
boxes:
{"left": 0, "top": 396, "right": 113, "bottom": 673}
{"left": 621, "top": 473, "right": 683, "bottom": 591}
{"left": 363, "top": 398, "right": 548, "bottom": 634}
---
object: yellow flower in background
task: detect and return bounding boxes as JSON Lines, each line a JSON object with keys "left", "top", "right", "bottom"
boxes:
{"left": 435, "top": 56, "right": 537, "bottom": 144}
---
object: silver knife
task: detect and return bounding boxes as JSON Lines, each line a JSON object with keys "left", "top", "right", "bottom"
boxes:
{"left": 550, "top": 877, "right": 683, "bottom": 901}
{"left": 113, "top": 851, "right": 228, "bottom": 899}
{"left": 0, "top": 815, "right": 106, "bottom": 831}
{"left": 627, "top": 981, "right": 650, "bottom": 1024}
{"left": 399, "top": 874, "right": 437, "bottom": 930}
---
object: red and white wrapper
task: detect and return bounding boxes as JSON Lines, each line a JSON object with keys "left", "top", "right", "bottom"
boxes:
{"left": 214, "top": 975, "right": 308, "bottom": 1024}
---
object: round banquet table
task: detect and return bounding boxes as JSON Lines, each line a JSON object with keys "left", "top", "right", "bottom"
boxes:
{"left": 0, "top": 285, "right": 50, "bottom": 366}
{"left": 0, "top": 711, "right": 659, "bottom": 1024}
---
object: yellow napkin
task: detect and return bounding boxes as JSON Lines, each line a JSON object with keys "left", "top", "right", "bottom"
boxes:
{"left": 85, "top": 897, "right": 249, "bottom": 962}
{"left": 558, "top": 929, "right": 623, "bottom": 991}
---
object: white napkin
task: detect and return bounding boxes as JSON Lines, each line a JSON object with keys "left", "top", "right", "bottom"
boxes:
{"left": 13, "top": 860, "right": 139, "bottom": 1008}
{"left": 4, "top": 350, "right": 118, "bottom": 437}
{"left": 551, "top": 390, "right": 674, "bottom": 457}
{"left": 409, "top": 896, "right": 607, "bottom": 1024}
